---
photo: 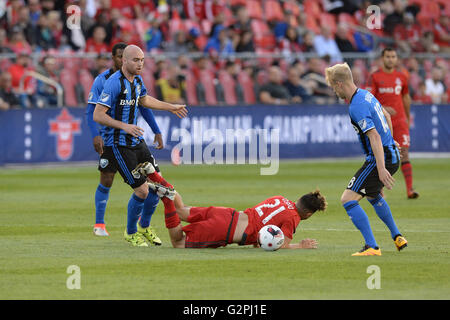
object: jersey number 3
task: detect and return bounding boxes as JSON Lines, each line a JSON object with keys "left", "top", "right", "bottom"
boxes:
{"left": 255, "top": 199, "right": 286, "bottom": 225}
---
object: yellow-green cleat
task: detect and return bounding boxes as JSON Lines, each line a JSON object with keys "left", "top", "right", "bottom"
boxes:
{"left": 138, "top": 225, "right": 162, "bottom": 246}
{"left": 124, "top": 230, "right": 148, "bottom": 247}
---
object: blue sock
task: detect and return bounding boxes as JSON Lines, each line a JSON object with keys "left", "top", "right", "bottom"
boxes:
{"left": 343, "top": 200, "right": 378, "bottom": 249}
{"left": 368, "top": 195, "right": 401, "bottom": 240}
{"left": 127, "top": 193, "right": 145, "bottom": 234}
{"left": 95, "top": 184, "right": 110, "bottom": 224}
{"left": 139, "top": 190, "right": 159, "bottom": 228}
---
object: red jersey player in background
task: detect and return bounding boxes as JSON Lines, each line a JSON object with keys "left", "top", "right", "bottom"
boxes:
{"left": 367, "top": 48, "right": 419, "bottom": 199}
{"left": 132, "top": 162, "right": 327, "bottom": 249}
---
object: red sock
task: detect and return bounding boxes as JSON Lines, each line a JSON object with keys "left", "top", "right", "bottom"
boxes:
{"left": 162, "top": 197, "right": 180, "bottom": 228}
{"left": 401, "top": 161, "right": 413, "bottom": 192}
{"left": 148, "top": 172, "right": 173, "bottom": 189}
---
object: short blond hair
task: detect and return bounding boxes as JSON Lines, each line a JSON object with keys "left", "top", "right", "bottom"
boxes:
{"left": 325, "top": 63, "right": 353, "bottom": 86}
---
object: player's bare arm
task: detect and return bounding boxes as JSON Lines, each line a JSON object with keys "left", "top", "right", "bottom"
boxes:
{"left": 139, "top": 95, "right": 188, "bottom": 118}
{"left": 153, "top": 133, "right": 164, "bottom": 149}
{"left": 402, "top": 93, "right": 411, "bottom": 125}
{"left": 281, "top": 237, "right": 318, "bottom": 249}
{"left": 93, "top": 103, "right": 144, "bottom": 138}
{"left": 93, "top": 135, "right": 104, "bottom": 155}
{"left": 366, "top": 128, "right": 395, "bottom": 189}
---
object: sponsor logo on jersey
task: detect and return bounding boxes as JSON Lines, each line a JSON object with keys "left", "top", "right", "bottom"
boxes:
{"left": 119, "top": 99, "right": 136, "bottom": 106}
{"left": 100, "top": 92, "right": 109, "bottom": 103}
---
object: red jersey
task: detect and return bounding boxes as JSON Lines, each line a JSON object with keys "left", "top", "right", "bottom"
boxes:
{"left": 367, "top": 68, "right": 409, "bottom": 125}
{"left": 243, "top": 196, "right": 301, "bottom": 245}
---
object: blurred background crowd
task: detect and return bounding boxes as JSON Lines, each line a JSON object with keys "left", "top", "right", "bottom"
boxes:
{"left": 0, "top": 0, "right": 449, "bottom": 110}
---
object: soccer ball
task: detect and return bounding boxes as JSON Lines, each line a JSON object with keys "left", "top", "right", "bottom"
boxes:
{"left": 258, "top": 225, "right": 284, "bottom": 251}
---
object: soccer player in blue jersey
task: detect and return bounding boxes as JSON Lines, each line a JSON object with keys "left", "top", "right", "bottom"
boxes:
{"left": 325, "top": 63, "right": 408, "bottom": 256}
{"left": 86, "top": 43, "right": 164, "bottom": 244}
{"left": 93, "top": 45, "right": 187, "bottom": 247}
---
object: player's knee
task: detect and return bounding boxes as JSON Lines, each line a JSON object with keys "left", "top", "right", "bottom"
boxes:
{"left": 135, "top": 183, "right": 149, "bottom": 199}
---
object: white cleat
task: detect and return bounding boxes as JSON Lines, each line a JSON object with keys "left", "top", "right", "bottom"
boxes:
{"left": 147, "top": 182, "right": 177, "bottom": 200}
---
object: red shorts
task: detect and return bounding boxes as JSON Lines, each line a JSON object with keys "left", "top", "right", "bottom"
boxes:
{"left": 392, "top": 118, "right": 410, "bottom": 148}
{"left": 183, "top": 206, "right": 239, "bottom": 248}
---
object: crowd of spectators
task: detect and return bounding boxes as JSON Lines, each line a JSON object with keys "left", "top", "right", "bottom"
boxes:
{"left": 0, "top": 0, "right": 449, "bottom": 110}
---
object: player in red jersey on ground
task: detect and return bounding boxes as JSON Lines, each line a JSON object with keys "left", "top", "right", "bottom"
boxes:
{"left": 131, "top": 162, "right": 327, "bottom": 249}
{"left": 367, "top": 47, "right": 419, "bottom": 199}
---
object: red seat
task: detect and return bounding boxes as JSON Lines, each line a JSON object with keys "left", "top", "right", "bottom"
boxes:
{"left": 265, "top": 0, "right": 284, "bottom": 22}
{"left": 246, "top": 0, "right": 263, "bottom": 19}
{"left": 304, "top": 0, "right": 322, "bottom": 18}
{"left": 305, "top": 15, "right": 320, "bottom": 34}
{"left": 140, "top": 70, "right": 155, "bottom": 97}
{"left": 78, "top": 69, "right": 94, "bottom": 103}
{"left": 60, "top": 69, "right": 78, "bottom": 107}
{"left": 251, "top": 19, "right": 276, "bottom": 49}
{"left": 320, "top": 13, "right": 337, "bottom": 35}
{"left": 237, "top": 71, "right": 256, "bottom": 104}
{"left": 199, "top": 69, "right": 217, "bottom": 105}
{"left": 185, "top": 71, "right": 198, "bottom": 105}
{"left": 338, "top": 12, "right": 358, "bottom": 26}
{"left": 283, "top": 0, "right": 301, "bottom": 16}
{"left": 230, "top": 0, "right": 247, "bottom": 6}
{"left": 218, "top": 70, "right": 237, "bottom": 105}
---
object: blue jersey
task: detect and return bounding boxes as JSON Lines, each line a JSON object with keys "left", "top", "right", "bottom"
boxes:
{"left": 349, "top": 89, "right": 397, "bottom": 163}
{"left": 97, "top": 70, "right": 148, "bottom": 147}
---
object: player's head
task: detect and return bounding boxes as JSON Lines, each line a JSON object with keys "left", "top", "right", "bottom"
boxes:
{"left": 296, "top": 190, "right": 327, "bottom": 220}
{"left": 325, "top": 62, "right": 354, "bottom": 99}
{"left": 122, "top": 45, "right": 145, "bottom": 76}
{"left": 111, "top": 42, "right": 127, "bottom": 70}
{"left": 381, "top": 47, "right": 398, "bottom": 70}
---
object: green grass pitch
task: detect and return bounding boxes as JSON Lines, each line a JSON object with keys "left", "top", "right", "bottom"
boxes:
{"left": 0, "top": 159, "right": 449, "bottom": 300}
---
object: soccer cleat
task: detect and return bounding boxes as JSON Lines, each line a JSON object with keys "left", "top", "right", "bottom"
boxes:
{"left": 124, "top": 230, "right": 148, "bottom": 247}
{"left": 138, "top": 225, "right": 162, "bottom": 246}
{"left": 351, "top": 245, "right": 382, "bottom": 256}
{"left": 93, "top": 223, "right": 109, "bottom": 236}
{"left": 407, "top": 189, "right": 419, "bottom": 199}
{"left": 132, "top": 162, "right": 155, "bottom": 179}
{"left": 394, "top": 235, "right": 408, "bottom": 251}
{"left": 147, "top": 181, "right": 177, "bottom": 200}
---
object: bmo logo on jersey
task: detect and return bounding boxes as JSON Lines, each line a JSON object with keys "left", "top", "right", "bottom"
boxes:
{"left": 119, "top": 99, "right": 136, "bottom": 106}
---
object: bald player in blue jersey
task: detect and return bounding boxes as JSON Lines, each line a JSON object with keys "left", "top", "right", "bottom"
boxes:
{"left": 93, "top": 45, "right": 188, "bottom": 247}
{"left": 86, "top": 43, "right": 164, "bottom": 241}
{"left": 325, "top": 63, "right": 408, "bottom": 256}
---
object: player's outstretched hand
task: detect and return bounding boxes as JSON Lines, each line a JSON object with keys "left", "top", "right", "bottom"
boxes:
{"left": 378, "top": 167, "right": 395, "bottom": 190}
{"left": 170, "top": 104, "right": 188, "bottom": 118}
{"left": 93, "top": 136, "right": 104, "bottom": 155}
{"left": 123, "top": 124, "right": 145, "bottom": 138}
{"left": 300, "top": 238, "right": 318, "bottom": 249}
{"left": 154, "top": 133, "right": 164, "bottom": 149}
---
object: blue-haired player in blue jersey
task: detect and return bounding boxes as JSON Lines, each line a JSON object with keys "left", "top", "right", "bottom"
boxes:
{"left": 87, "top": 43, "right": 164, "bottom": 242}
{"left": 325, "top": 63, "right": 408, "bottom": 256}
{"left": 93, "top": 45, "right": 187, "bottom": 247}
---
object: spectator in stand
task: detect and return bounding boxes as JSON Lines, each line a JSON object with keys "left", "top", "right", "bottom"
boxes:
{"left": 302, "top": 58, "right": 336, "bottom": 104}
{"left": 235, "top": 30, "right": 254, "bottom": 53}
{"left": 231, "top": 5, "right": 251, "bottom": 35}
{"left": 34, "top": 13, "right": 58, "bottom": 51}
{"left": 47, "top": 10, "right": 63, "bottom": 49}
{"left": 0, "top": 71, "right": 20, "bottom": 110}
{"left": 425, "top": 66, "right": 447, "bottom": 104}
{"left": 335, "top": 23, "right": 356, "bottom": 53}
{"left": 183, "top": 0, "right": 206, "bottom": 21}
{"left": 393, "top": 12, "right": 421, "bottom": 54}
{"left": 85, "top": 25, "right": 108, "bottom": 53}
{"left": 204, "top": 26, "right": 234, "bottom": 56}
{"left": 36, "top": 55, "right": 60, "bottom": 107}
{"left": 313, "top": 26, "right": 343, "bottom": 63}
{"left": 12, "top": 6, "right": 37, "bottom": 48}
{"left": 433, "top": 12, "right": 450, "bottom": 53}
{"left": 259, "top": 66, "right": 291, "bottom": 105}
{"left": 0, "top": 29, "right": 13, "bottom": 54}
{"left": 205, "top": 0, "right": 226, "bottom": 22}
{"left": 133, "top": 0, "right": 157, "bottom": 20}
{"left": 412, "top": 81, "right": 432, "bottom": 104}
{"left": 351, "top": 65, "right": 365, "bottom": 88}
{"left": 300, "top": 31, "right": 316, "bottom": 53}
{"left": 8, "top": 52, "right": 36, "bottom": 108}
{"left": 153, "top": 57, "right": 167, "bottom": 80}
{"left": 279, "top": 26, "right": 302, "bottom": 56}
{"left": 8, "top": 27, "right": 32, "bottom": 55}
{"left": 383, "top": 0, "right": 406, "bottom": 36}
{"left": 28, "top": 0, "right": 42, "bottom": 26}
{"left": 416, "top": 31, "right": 439, "bottom": 53}
{"left": 283, "top": 67, "right": 312, "bottom": 104}
{"left": 295, "top": 11, "right": 308, "bottom": 40}
{"left": 191, "top": 56, "right": 208, "bottom": 82}
{"left": 87, "top": 11, "right": 113, "bottom": 44}
{"left": 165, "top": 30, "right": 190, "bottom": 53}
{"left": 155, "top": 65, "right": 186, "bottom": 104}
{"left": 90, "top": 52, "right": 110, "bottom": 78}
{"left": 145, "top": 18, "right": 163, "bottom": 51}
{"left": 353, "top": 16, "right": 375, "bottom": 52}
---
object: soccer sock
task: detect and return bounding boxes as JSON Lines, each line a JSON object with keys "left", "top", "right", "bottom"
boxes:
{"left": 368, "top": 195, "right": 401, "bottom": 240}
{"left": 401, "top": 161, "right": 413, "bottom": 192}
{"left": 139, "top": 189, "right": 159, "bottom": 228}
{"left": 127, "top": 193, "right": 145, "bottom": 235}
{"left": 343, "top": 201, "right": 378, "bottom": 249}
{"left": 147, "top": 171, "right": 173, "bottom": 189}
{"left": 161, "top": 197, "right": 180, "bottom": 229}
{"left": 95, "top": 183, "right": 110, "bottom": 225}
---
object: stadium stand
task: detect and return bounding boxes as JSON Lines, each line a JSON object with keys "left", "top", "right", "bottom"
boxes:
{"left": 0, "top": 0, "right": 448, "bottom": 108}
